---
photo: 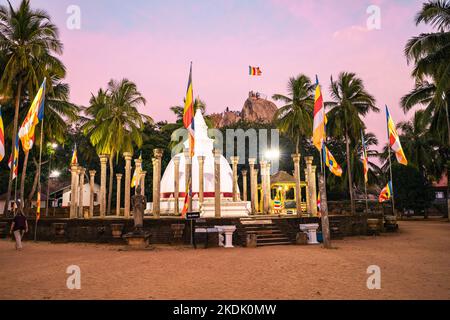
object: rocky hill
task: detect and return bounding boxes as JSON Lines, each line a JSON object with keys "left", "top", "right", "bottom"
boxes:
{"left": 210, "top": 92, "right": 278, "bottom": 128}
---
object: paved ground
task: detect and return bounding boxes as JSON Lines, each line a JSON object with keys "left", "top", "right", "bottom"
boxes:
{"left": 0, "top": 220, "right": 449, "bottom": 300}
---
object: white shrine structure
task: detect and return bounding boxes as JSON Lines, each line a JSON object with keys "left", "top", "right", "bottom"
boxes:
{"left": 156, "top": 110, "right": 251, "bottom": 217}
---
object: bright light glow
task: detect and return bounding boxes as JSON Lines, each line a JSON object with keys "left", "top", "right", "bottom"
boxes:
{"left": 50, "top": 170, "right": 61, "bottom": 178}
{"left": 265, "top": 149, "right": 280, "bottom": 160}
{"left": 51, "top": 143, "right": 58, "bottom": 149}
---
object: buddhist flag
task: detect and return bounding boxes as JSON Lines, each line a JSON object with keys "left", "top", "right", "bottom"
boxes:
{"left": 312, "top": 76, "right": 326, "bottom": 151}
{"left": 183, "top": 63, "right": 195, "bottom": 157}
{"left": 386, "top": 105, "right": 407, "bottom": 165}
{"left": 181, "top": 176, "right": 191, "bottom": 217}
{"left": 0, "top": 106, "right": 4, "bottom": 162}
{"left": 130, "top": 153, "right": 142, "bottom": 188}
{"left": 317, "top": 192, "right": 321, "bottom": 210}
{"left": 323, "top": 145, "right": 343, "bottom": 177}
{"left": 36, "top": 192, "right": 41, "bottom": 221}
{"left": 361, "top": 131, "right": 369, "bottom": 183}
{"left": 70, "top": 144, "right": 78, "bottom": 166}
{"left": 249, "top": 66, "right": 262, "bottom": 76}
{"left": 379, "top": 181, "right": 392, "bottom": 203}
{"left": 8, "top": 135, "right": 19, "bottom": 180}
{"left": 18, "top": 79, "right": 46, "bottom": 152}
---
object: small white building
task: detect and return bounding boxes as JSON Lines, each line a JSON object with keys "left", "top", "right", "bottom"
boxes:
{"left": 50, "top": 182, "right": 101, "bottom": 208}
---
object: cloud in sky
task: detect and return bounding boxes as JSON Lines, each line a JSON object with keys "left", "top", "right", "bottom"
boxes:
{"left": 9, "top": 0, "right": 430, "bottom": 149}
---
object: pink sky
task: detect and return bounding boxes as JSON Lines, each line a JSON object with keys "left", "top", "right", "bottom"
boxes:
{"left": 18, "top": 0, "right": 430, "bottom": 147}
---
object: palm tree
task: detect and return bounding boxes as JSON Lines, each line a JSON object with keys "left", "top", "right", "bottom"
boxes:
{"left": 354, "top": 132, "right": 381, "bottom": 187}
{"left": 0, "top": 0, "right": 65, "bottom": 214}
{"left": 326, "top": 72, "right": 378, "bottom": 215}
{"left": 272, "top": 75, "right": 314, "bottom": 154}
{"left": 82, "top": 79, "right": 151, "bottom": 215}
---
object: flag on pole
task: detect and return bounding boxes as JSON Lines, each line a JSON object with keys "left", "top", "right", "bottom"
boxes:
{"left": 18, "top": 79, "right": 46, "bottom": 152}
{"left": 8, "top": 135, "right": 19, "bottom": 180}
{"left": 322, "top": 145, "right": 343, "bottom": 177}
{"left": 249, "top": 66, "right": 262, "bottom": 76}
{"left": 312, "top": 76, "right": 326, "bottom": 151}
{"left": 0, "top": 106, "right": 5, "bottom": 162}
{"left": 36, "top": 191, "right": 41, "bottom": 221}
{"left": 70, "top": 144, "right": 78, "bottom": 165}
{"left": 386, "top": 105, "right": 408, "bottom": 165}
{"left": 130, "top": 153, "right": 142, "bottom": 188}
{"left": 379, "top": 181, "right": 393, "bottom": 203}
{"left": 181, "top": 176, "right": 191, "bottom": 217}
{"left": 183, "top": 63, "right": 195, "bottom": 158}
{"left": 361, "top": 131, "right": 369, "bottom": 183}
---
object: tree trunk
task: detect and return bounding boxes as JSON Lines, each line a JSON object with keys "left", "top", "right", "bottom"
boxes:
{"left": 4, "top": 79, "right": 23, "bottom": 215}
{"left": 318, "top": 174, "right": 332, "bottom": 249}
{"left": 345, "top": 132, "right": 356, "bottom": 215}
{"left": 20, "top": 151, "right": 29, "bottom": 205}
{"left": 107, "top": 155, "right": 114, "bottom": 215}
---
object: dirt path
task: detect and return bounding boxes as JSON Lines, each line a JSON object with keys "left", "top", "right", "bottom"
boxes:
{"left": 0, "top": 220, "right": 449, "bottom": 300}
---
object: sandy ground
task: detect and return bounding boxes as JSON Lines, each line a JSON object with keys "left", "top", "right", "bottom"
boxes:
{"left": 0, "top": 220, "right": 449, "bottom": 300}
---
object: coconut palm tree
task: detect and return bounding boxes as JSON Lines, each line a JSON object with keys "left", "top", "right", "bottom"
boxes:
{"left": 0, "top": 0, "right": 65, "bottom": 214}
{"left": 272, "top": 74, "right": 314, "bottom": 154}
{"left": 325, "top": 72, "right": 378, "bottom": 215}
{"left": 82, "top": 79, "right": 151, "bottom": 215}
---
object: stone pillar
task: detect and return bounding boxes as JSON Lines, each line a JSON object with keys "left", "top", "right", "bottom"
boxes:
{"left": 134, "top": 157, "right": 143, "bottom": 194}
{"left": 292, "top": 154, "right": 302, "bottom": 216}
{"left": 173, "top": 156, "right": 180, "bottom": 216}
{"left": 70, "top": 164, "right": 79, "bottom": 219}
{"left": 304, "top": 169, "right": 310, "bottom": 214}
{"left": 99, "top": 155, "right": 108, "bottom": 218}
{"left": 89, "top": 170, "right": 96, "bottom": 218}
{"left": 248, "top": 158, "right": 256, "bottom": 213}
{"left": 241, "top": 169, "right": 248, "bottom": 201}
{"left": 260, "top": 161, "right": 268, "bottom": 214}
{"left": 116, "top": 174, "right": 122, "bottom": 216}
{"left": 123, "top": 152, "right": 132, "bottom": 218}
{"left": 198, "top": 156, "right": 205, "bottom": 206}
{"left": 253, "top": 169, "right": 259, "bottom": 213}
{"left": 78, "top": 167, "right": 85, "bottom": 218}
{"left": 152, "top": 158, "right": 157, "bottom": 213}
{"left": 311, "top": 165, "right": 318, "bottom": 216}
{"left": 266, "top": 163, "right": 272, "bottom": 214}
{"left": 230, "top": 156, "right": 239, "bottom": 201}
{"left": 73, "top": 166, "right": 80, "bottom": 218}
{"left": 214, "top": 149, "right": 221, "bottom": 218}
{"left": 305, "top": 156, "right": 314, "bottom": 216}
{"left": 140, "top": 171, "right": 147, "bottom": 197}
{"left": 184, "top": 148, "right": 192, "bottom": 212}
{"left": 154, "top": 149, "right": 163, "bottom": 217}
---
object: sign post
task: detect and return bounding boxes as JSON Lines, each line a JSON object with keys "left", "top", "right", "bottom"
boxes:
{"left": 186, "top": 212, "right": 200, "bottom": 248}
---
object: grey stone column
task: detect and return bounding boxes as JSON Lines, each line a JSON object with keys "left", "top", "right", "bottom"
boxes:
{"left": 266, "top": 163, "right": 272, "bottom": 214}
{"left": 99, "top": 155, "right": 108, "bottom": 218}
{"left": 248, "top": 158, "right": 256, "bottom": 213}
{"left": 253, "top": 169, "right": 259, "bottom": 213}
{"left": 123, "top": 152, "right": 132, "bottom": 218}
{"left": 70, "top": 164, "right": 79, "bottom": 219}
{"left": 78, "top": 167, "right": 85, "bottom": 218}
{"left": 184, "top": 148, "right": 192, "bottom": 212}
{"left": 292, "top": 154, "right": 302, "bottom": 216}
{"left": 173, "top": 156, "right": 180, "bottom": 216}
{"left": 260, "top": 161, "right": 268, "bottom": 214}
{"left": 214, "top": 149, "right": 221, "bottom": 218}
{"left": 241, "top": 169, "right": 248, "bottom": 201}
{"left": 311, "top": 165, "right": 318, "bottom": 216}
{"left": 198, "top": 156, "right": 205, "bottom": 206}
{"left": 304, "top": 169, "right": 310, "bottom": 214}
{"left": 231, "top": 156, "right": 239, "bottom": 201}
{"left": 140, "top": 171, "right": 147, "bottom": 197}
{"left": 134, "top": 157, "right": 142, "bottom": 194}
{"left": 305, "top": 156, "right": 314, "bottom": 215}
{"left": 154, "top": 148, "right": 163, "bottom": 217}
{"left": 116, "top": 174, "right": 122, "bottom": 216}
{"left": 89, "top": 170, "right": 96, "bottom": 218}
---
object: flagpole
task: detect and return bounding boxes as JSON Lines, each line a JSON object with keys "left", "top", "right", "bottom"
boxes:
{"left": 34, "top": 116, "right": 45, "bottom": 241}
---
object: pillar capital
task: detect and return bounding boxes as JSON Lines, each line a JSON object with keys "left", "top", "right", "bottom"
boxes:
{"left": 291, "top": 153, "right": 301, "bottom": 162}
{"left": 89, "top": 170, "right": 96, "bottom": 177}
{"left": 248, "top": 158, "right": 256, "bottom": 165}
{"left": 241, "top": 169, "right": 248, "bottom": 175}
{"left": 134, "top": 158, "right": 142, "bottom": 166}
{"left": 99, "top": 154, "right": 108, "bottom": 163}
{"left": 153, "top": 148, "right": 163, "bottom": 159}
{"left": 183, "top": 148, "right": 190, "bottom": 158}
{"left": 123, "top": 152, "right": 132, "bottom": 160}
{"left": 116, "top": 173, "right": 123, "bottom": 179}
{"left": 311, "top": 165, "right": 317, "bottom": 174}
{"left": 197, "top": 155, "right": 206, "bottom": 162}
{"left": 71, "top": 164, "right": 79, "bottom": 172}
{"left": 79, "top": 167, "right": 86, "bottom": 174}
{"left": 140, "top": 170, "right": 147, "bottom": 177}
{"left": 173, "top": 155, "right": 180, "bottom": 164}
{"left": 305, "top": 156, "right": 314, "bottom": 165}
{"left": 230, "top": 156, "right": 239, "bottom": 164}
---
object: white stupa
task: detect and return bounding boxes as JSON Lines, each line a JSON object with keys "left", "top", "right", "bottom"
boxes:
{"left": 156, "top": 110, "right": 250, "bottom": 217}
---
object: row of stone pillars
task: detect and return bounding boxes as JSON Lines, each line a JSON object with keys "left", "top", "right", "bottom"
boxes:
{"left": 69, "top": 149, "right": 164, "bottom": 219}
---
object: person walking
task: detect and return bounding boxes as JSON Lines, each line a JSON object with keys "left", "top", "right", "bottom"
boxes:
{"left": 9, "top": 202, "right": 28, "bottom": 251}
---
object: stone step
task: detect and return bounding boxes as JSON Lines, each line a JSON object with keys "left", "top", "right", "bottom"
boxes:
{"left": 257, "top": 236, "right": 290, "bottom": 242}
{"left": 257, "top": 241, "right": 292, "bottom": 247}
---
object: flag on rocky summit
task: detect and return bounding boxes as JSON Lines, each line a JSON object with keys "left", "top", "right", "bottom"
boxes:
{"left": 0, "top": 106, "right": 4, "bottom": 162}
{"left": 379, "top": 181, "right": 393, "bottom": 203}
{"left": 18, "top": 79, "right": 46, "bottom": 152}
{"left": 249, "top": 66, "right": 262, "bottom": 76}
